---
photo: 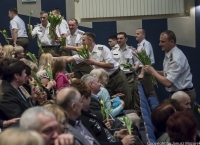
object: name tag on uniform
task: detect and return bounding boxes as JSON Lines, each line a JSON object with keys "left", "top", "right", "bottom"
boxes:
{"left": 98, "top": 47, "right": 103, "bottom": 50}
{"left": 114, "top": 54, "right": 118, "bottom": 55}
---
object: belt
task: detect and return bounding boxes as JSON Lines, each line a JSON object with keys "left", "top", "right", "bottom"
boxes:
{"left": 170, "top": 87, "right": 194, "bottom": 94}
{"left": 17, "top": 37, "right": 28, "bottom": 39}
{"left": 42, "top": 46, "right": 57, "bottom": 48}
{"left": 109, "top": 68, "right": 120, "bottom": 79}
{"left": 125, "top": 72, "right": 134, "bottom": 76}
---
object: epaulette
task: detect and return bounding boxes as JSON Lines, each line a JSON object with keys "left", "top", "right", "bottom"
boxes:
{"left": 34, "top": 24, "right": 40, "bottom": 28}
{"left": 170, "top": 53, "right": 173, "bottom": 62}
{"left": 98, "top": 47, "right": 103, "bottom": 50}
{"left": 78, "top": 30, "right": 84, "bottom": 35}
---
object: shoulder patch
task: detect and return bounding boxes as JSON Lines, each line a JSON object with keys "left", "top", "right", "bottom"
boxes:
{"left": 98, "top": 47, "right": 103, "bottom": 50}
{"left": 78, "top": 30, "right": 84, "bottom": 35}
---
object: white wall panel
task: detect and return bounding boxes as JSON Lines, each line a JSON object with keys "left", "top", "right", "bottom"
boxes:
{"left": 79, "top": 0, "right": 185, "bottom": 19}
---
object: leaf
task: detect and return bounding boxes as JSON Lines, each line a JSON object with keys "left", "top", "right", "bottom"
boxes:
{"left": 27, "top": 52, "right": 37, "bottom": 64}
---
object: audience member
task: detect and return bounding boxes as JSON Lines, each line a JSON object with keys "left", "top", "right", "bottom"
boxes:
{"left": 151, "top": 103, "right": 176, "bottom": 142}
{"left": 20, "top": 106, "right": 75, "bottom": 145}
{"left": 53, "top": 58, "right": 70, "bottom": 90}
{"left": 171, "top": 91, "right": 191, "bottom": 110}
{"left": 56, "top": 87, "right": 136, "bottom": 145}
{"left": 0, "top": 128, "right": 44, "bottom": 145}
{"left": 167, "top": 111, "right": 197, "bottom": 143}
{"left": 3, "top": 45, "right": 15, "bottom": 58}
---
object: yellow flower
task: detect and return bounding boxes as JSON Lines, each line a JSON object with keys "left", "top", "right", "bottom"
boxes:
{"left": 100, "top": 100, "right": 104, "bottom": 105}
{"left": 3, "top": 30, "right": 6, "bottom": 33}
{"left": 30, "top": 11, "right": 33, "bottom": 15}
{"left": 198, "top": 108, "right": 200, "bottom": 114}
{"left": 120, "top": 118, "right": 124, "bottom": 121}
{"left": 47, "top": 63, "right": 50, "bottom": 67}
{"left": 86, "top": 45, "right": 88, "bottom": 49}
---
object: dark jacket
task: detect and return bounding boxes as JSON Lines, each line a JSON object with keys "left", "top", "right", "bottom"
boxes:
{"left": 0, "top": 119, "right": 3, "bottom": 128}
{"left": 0, "top": 80, "right": 31, "bottom": 120}
{"left": 80, "top": 110, "right": 123, "bottom": 145}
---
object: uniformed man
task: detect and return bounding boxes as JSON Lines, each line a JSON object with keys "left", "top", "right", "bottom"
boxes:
{"left": 109, "top": 34, "right": 135, "bottom": 93}
{"left": 52, "top": 8, "right": 69, "bottom": 38}
{"left": 8, "top": 8, "right": 29, "bottom": 53}
{"left": 62, "top": 18, "right": 93, "bottom": 78}
{"left": 60, "top": 32, "right": 133, "bottom": 109}
{"left": 135, "top": 28, "right": 157, "bottom": 97}
{"left": 28, "top": 11, "right": 60, "bottom": 57}
{"left": 144, "top": 30, "right": 196, "bottom": 108}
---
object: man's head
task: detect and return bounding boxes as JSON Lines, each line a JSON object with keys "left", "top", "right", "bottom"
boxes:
{"left": 56, "top": 87, "right": 83, "bottom": 119}
{"left": 108, "top": 35, "right": 117, "bottom": 48}
{"left": 8, "top": 8, "right": 18, "bottom": 19}
{"left": 117, "top": 32, "right": 127, "bottom": 47}
{"left": 52, "top": 8, "right": 61, "bottom": 15}
{"left": 159, "top": 30, "right": 176, "bottom": 52}
{"left": 82, "top": 32, "right": 96, "bottom": 46}
{"left": 135, "top": 28, "right": 146, "bottom": 43}
{"left": 40, "top": 11, "right": 48, "bottom": 24}
{"left": 81, "top": 74, "right": 101, "bottom": 95}
{"left": 171, "top": 91, "right": 191, "bottom": 110}
{"left": 68, "top": 18, "right": 79, "bottom": 34}
{"left": 20, "top": 107, "right": 58, "bottom": 145}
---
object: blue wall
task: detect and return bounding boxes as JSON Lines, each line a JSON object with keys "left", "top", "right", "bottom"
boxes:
{"left": 0, "top": 0, "right": 199, "bottom": 103}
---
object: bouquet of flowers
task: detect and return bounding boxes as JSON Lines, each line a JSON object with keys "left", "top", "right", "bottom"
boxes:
{"left": 120, "top": 63, "right": 133, "bottom": 71}
{"left": 29, "top": 11, "right": 33, "bottom": 35}
{"left": 47, "top": 12, "right": 63, "bottom": 39}
{"left": 100, "top": 99, "right": 111, "bottom": 121}
{"left": 57, "top": 37, "right": 70, "bottom": 56}
{"left": 30, "top": 71, "right": 44, "bottom": 93}
{"left": 27, "top": 52, "right": 37, "bottom": 64}
{"left": 0, "top": 30, "right": 10, "bottom": 45}
{"left": 77, "top": 45, "right": 90, "bottom": 59}
{"left": 133, "top": 49, "right": 157, "bottom": 86}
{"left": 120, "top": 116, "right": 132, "bottom": 135}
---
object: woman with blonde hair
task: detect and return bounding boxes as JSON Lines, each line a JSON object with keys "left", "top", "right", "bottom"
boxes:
{"left": 15, "top": 46, "right": 38, "bottom": 72}
{"left": 3, "top": 45, "right": 15, "bottom": 58}
{"left": 44, "top": 104, "right": 68, "bottom": 134}
{"left": 53, "top": 58, "right": 70, "bottom": 90}
{"left": 90, "top": 68, "right": 141, "bottom": 129}
{"left": 37, "top": 53, "right": 56, "bottom": 93}
{"left": 0, "top": 128, "right": 44, "bottom": 145}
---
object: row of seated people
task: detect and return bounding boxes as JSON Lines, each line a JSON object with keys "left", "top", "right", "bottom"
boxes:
{"left": 139, "top": 81, "right": 200, "bottom": 143}
{"left": 0, "top": 45, "right": 142, "bottom": 145}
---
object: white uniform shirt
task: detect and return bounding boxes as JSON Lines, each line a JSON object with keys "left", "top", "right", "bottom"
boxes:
{"left": 163, "top": 46, "right": 193, "bottom": 92}
{"left": 32, "top": 22, "right": 60, "bottom": 46}
{"left": 137, "top": 39, "right": 155, "bottom": 65}
{"left": 58, "top": 19, "right": 70, "bottom": 35}
{"left": 10, "top": 15, "right": 28, "bottom": 37}
{"left": 111, "top": 44, "right": 137, "bottom": 73}
{"left": 67, "top": 29, "right": 84, "bottom": 55}
{"left": 73, "top": 44, "right": 119, "bottom": 75}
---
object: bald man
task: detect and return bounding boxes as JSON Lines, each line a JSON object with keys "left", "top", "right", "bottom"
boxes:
{"left": 171, "top": 91, "right": 191, "bottom": 110}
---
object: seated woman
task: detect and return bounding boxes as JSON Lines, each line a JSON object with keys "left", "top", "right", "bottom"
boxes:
{"left": 90, "top": 68, "right": 140, "bottom": 129}
{"left": 3, "top": 45, "right": 15, "bottom": 58}
{"left": 167, "top": 111, "right": 197, "bottom": 143}
{"left": 151, "top": 103, "right": 176, "bottom": 142}
{"left": 14, "top": 46, "right": 38, "bottom": 72}
{"left": 53, "top": 58, "right": 70, "bottom": 91}
{"left": 0, "top": 58, "right": 43, "bottom": 120}
{"left": 37, "top": 53, "right": 56, "bottom": 99}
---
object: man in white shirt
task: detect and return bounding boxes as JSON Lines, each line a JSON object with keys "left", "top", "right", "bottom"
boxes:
{"left": 62, "top": 19, "right": 93, "bottom": 78}
{"left": 8, "top": 8, "right": 29, "bottom": 53}
{"left": 109, "top": 33, "right": 139, "bottom": 110}
{"left": 144, "top": 30, "right": 196, "bottom": 107}
{"left": 135, "top": 28, "right": 157, "bottom": 97}
{"left": 60, "top": 32, "right": 132, "bottom": 109}
{"left": 28, "top": 11, "right": 60, "bottom": 56}
{"left": 52, "top": 8, "right": 69, "bottom": 38}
